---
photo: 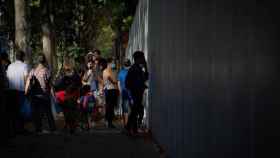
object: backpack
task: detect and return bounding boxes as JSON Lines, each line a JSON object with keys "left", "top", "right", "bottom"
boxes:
{"left": 26, "top": 70, "right": 44, "bottom": 98}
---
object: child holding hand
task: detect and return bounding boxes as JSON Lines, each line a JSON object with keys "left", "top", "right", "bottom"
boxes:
{"left": 78, "top": 85, "right": 95, "bottom": 131}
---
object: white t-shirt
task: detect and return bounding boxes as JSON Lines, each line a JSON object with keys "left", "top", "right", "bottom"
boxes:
{"left": 6, "top": 60, "right": 29, "bottom": 91}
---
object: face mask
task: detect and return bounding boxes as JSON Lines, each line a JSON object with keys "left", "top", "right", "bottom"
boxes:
{"left": 111, "top": 63, "right": 116, "bottom": 69}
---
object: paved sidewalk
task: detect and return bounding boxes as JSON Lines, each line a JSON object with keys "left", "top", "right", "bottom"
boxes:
{"left": 1, "top": 130, "right": 160, "bottom": 158}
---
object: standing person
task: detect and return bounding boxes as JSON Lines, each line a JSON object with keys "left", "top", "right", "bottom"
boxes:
{"left": 78, "top": 85, "right": 95, "bottom": 131}
{"left": 103, "top": 58, "right": 119, "bottom": 128}
{"left": 125, "top": 51, "right": 149, "bottom": 136}
{"left": 25, "top": 53, "right": 56, "bottom": 134}
{"left": 56, "top": 84, "right": 80, "bottom": 134}
{"left": 92, "top": 49, "right": 105, "bottom": 93}
{"left": 117, "top": 59, "right": 132, "bottom": 128}
{"left": 82, "top": 60, "right": 98, "bottom": 92}
{"left": 6, "top": 50, "right": 29, "bottom": 135}
{"left": 54, "top": 62, "right": 81, "bottom": 92}
{"left": 0, "top": 54, "right": 9, "bottom": 145}
{"left": 93, "top": 49, "right": 101, "bottom": 60}
{"left": 0, "top": 52, "right": 11, "bottom": 71}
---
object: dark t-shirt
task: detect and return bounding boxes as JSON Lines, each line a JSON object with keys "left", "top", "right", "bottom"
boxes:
{"left": 125, "top": 64, "right": 148, "bottom": 94}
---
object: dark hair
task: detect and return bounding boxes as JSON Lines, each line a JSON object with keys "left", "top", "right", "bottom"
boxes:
{"left": 0, "top": 53, "right": 9, "bottom": 61}
{"left": 133, "top": 51, "right": 145, "bottom": 60}
{"left": 37, "top": 53, "right": 47, "bottom": 64}
{"left": 93, "top": 49, "right": 101, "bottom": 55}
{"left": 106, "top": 57, "right": 113, "bottom": 63}
{"left": 81, "top": 85, "right": 91, "bottom": 95}
{"left": 16, "top": 51, "right": 25, "bottom": 61}
{"left": 98, "top": 58, "right": 107, "bottom": 71}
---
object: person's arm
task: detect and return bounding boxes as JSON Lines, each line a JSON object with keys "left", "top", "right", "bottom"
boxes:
{"left": 82, "top": 70, "right": 92, "bottom": 85}
{"left": 125, "top": 68, "right": 133, "bottom": 91}
{"left": 117, "top": 72, "right": 122, "bottom": 93}
{"left": 24, "top": 71, "right": 31, "bottom": 95}
{"left": 107, "top": 75, "right": 117, "bottom": 85}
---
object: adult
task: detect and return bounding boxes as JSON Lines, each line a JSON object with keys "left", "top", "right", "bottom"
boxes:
{"left": 55, "top": 62, "right": 81, "bottom": 92}
{"left": 93, "top": 49, "right": 104, "bottom": 92}
{"left": 82, "top": 59, "right": 99, "bottom": 92}
{"left": 0, "top": 52, "right": 11, "bottom": 71}
{"left": 6, "top": 50, "right": 29, "bottom": 135}
{"left": 0, "top": 54, "right": 9, "bottom": 145}
{"left": 25, "top": 53, "right": 56, "bottom": 134}
{"left": 93, "top": 49, "right": 101, "bottom": 60}
{"left": 125, "top": 51, "right": 149, "bottom": 135}
{"left": 103, "top": 58, "right": 119, "bottom": 128}
{"left": 117, "top": 59, "right": 131, "bottom": 127}
{"left": 0, "top": 52, "right": 9, "bottom": 89}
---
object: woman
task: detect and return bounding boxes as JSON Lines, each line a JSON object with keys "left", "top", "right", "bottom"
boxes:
{"left": 103, "top": 58, "right": 119, "bottom": 128}
{"left": 25, "top": 54, "right": 56, "bottom": 134}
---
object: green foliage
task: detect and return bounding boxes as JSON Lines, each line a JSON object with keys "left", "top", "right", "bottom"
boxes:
{"left": 95, "top": 24, "right": 116, "bottom": 58}
{"left": 29, "top": 0, "right": 40, "bottom": 7}
{"left": 8, "top": 0, "right": 137, "bottom": 70}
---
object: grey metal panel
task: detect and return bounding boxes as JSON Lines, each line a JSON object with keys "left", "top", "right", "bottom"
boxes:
{"left": 127, "top": 0, "right": 280, "bottom": 157}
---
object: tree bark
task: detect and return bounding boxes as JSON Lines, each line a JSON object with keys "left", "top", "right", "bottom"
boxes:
{"left": 14, "top": 0, "right": 30, "bottom": 63}
{"left": 41, "top": 0, "right": 57, "bottom": 73}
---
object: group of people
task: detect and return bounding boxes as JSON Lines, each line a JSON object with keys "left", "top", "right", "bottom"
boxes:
{"left": 0, "top": 49, "right": 149, "bottom": 137}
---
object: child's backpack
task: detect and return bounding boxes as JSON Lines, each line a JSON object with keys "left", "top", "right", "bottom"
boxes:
{"left": 82, "top": 95, "right": 95, "bottom": 111}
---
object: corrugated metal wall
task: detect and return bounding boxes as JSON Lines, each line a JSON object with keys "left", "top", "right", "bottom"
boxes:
{"left": 126, "top": 0, "right": 280, "bottom": 157}
{"left": 125, "top": 0, "right": 150, "bottom": 128}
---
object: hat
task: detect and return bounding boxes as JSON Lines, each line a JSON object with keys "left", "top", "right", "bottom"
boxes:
{"left": 124, "top": 59, "right": 131, "bottom": 67}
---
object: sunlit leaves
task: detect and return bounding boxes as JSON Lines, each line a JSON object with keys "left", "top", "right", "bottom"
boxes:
{"left": 29, "top": 0, "right": 40, "bottom": 7}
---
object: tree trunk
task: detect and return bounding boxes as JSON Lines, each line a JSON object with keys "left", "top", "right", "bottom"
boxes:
{"left": 41, "top": 0, "right": 57, "bottom": 74}
{"left": 14, "top": 0, "right": 30, "bottom": 63}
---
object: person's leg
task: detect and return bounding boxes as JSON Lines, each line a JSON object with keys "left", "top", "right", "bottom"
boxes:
{"left": 9, "top": 90, "right": 18, "bottom": 136}
{"left": 5, "top": 90, "right": 15, "bottom": 137}
{"left": 127, "top": 104, "right": 138, "bottom": 134}
{"left": 31, "top": 97, "right": 43, "bottom": 133}
{"left": 16, "top": 91, "right": 26, "bottom": 133}
{"left": 105, "top": 90, "right": 116, "bottom": 127}
{"left": 45, "top": 101, "right": 57, "bottom": 132}
{"left": 105, "top": 90, "right": 112, "bottom": 126}
{"left": 132, "top": 91, "right": 144, "bottom": 133}
{"left": 122, "top": 93, "right": 129, "bottom": 127}
{"left": 0, "top": 89, "right": 8, "bottom": 145}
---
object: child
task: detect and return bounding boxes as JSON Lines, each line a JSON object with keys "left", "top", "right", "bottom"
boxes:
{"left": 78, "top": 85, "right": 95, "bottom": 131}
{"left": 56, "top": 84, "right": 80, "bottom": 134}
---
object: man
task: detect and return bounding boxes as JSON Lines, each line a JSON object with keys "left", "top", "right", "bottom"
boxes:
{"left": 6, "top": 50, "right": 29, "bottom": 135}
{"left": 118, "top": 59, "right": 132, "bottom": 128}
{"left": 125, "top": 51, "right": 149, "bottom": 136}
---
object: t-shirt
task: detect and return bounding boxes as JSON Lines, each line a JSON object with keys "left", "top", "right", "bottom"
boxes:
{"left": 125, "top": 64, "right": 148, "bottom": 93}
{"left": 118, "top": 68, "right": 129, "bottom": 91}
{"left": 6, "top": 60, "right": 29, "bottom": 91}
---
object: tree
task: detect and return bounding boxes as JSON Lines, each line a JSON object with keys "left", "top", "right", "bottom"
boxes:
{"left": 14, "top": 0, "right": 30, "bottom": 63}
{"left": 41, "top": 0, "right": 56, "bottom": 73}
